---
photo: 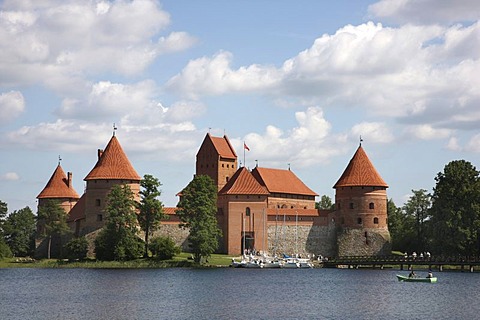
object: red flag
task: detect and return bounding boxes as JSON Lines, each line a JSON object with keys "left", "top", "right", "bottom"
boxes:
{"left": 244, "top": 142, "right": 250, "bottom": 151}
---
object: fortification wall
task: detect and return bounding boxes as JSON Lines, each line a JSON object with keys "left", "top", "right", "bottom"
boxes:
{"left": 266, "top": 224, "right": 337, "bottom": 258}
{"left": 336, "top": 228, "right": 391, "bottom": 256}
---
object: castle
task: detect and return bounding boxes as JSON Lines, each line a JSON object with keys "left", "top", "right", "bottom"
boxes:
{"left": 36, "top": 132, "right": 391, "bottom": 258}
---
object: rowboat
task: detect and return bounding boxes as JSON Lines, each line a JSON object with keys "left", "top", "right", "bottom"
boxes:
{"left": 396, "top": 275, "right": 437, "bottom": 283}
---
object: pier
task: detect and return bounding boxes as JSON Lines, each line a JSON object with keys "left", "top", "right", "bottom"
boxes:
{"left": 322, "top": 255, "right": 480, "bottom": 272}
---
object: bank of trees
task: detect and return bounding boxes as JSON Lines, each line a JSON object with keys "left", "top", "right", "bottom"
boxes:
{"left": 388, "top": 160, "right": 480, "bottom": 256}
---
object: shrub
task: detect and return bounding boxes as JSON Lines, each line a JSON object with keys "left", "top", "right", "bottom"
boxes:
{"left": 64, "top": 237, "right": 89, "bottom": 261}
{"left": 95, "top": 229, "right": 144, "bottom": 261}
{"left": 149, "top": 236, "right": 180, "bottom": 260}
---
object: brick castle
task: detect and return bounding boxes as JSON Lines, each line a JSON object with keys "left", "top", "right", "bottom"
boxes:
{"left": 36, "top": 132, "right": 391, "bottom": 257}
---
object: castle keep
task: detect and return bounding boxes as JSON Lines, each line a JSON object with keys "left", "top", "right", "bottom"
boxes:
{"left": 36, "top": 133, "right": 391, "bottom": 258}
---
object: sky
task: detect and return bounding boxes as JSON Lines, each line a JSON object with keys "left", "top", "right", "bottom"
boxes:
{"left": 1, "top": 0, "right": 479, "bottom": 213}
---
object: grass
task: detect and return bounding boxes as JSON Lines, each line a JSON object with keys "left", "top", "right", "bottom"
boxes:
{"left": 0, "top": 252, "right": 235, "bottom": 269}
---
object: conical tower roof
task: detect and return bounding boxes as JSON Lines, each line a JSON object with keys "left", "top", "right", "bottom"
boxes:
{"left": 84, "top": 135, "right": 141, "bottom": 181}
{"left": 219, "top": 167, "right": 269, "bottom": 195}
{"left": 37, "top": 165, "right": 80, "bottom": 199}
{"left": 334, "top": 145, "right": 388, "bottom": 188}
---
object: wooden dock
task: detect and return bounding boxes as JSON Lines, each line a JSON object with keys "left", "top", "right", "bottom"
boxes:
{"left": 322, "top": 255, "right": 480, "bottom": 272}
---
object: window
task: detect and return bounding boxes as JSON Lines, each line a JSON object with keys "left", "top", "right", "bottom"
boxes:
{"left": 95, "top": 199, "right": 101, "bottom": 206}
{"left": 341, "top": 217, "right": 345, "bottom": 224}
{"left": 222, "top": 164, "right": 224, "bottom": 167}
{"left": 374, "top": 217, "right": 379, "bottom": 224}
{"left": 97, "top": 214, "right": 103, "bottom": 222}
{"left": 357, "top": 217, "right": 362, "bottom": 224}
{"left": 349, "top": 202, "right": 354, "bottom": 209}
{"left": 369, "top": 202, "right": 375, "bottom": 209}
{"left": 246, "top": 207, "right": 251, "bottom": 216}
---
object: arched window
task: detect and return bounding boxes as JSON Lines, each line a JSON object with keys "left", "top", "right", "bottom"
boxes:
{"left": 369, "top": 202, "right": 375, "bottom": 209}
{"left": 357, "top": 217, "right": 362, "bottom": 224}
{"left": 374, "top": 217, "right": 379, "bottom": 224}
{"left": 349, "top": 202, "right": 354, "bottom": 209}
{"left": 246, "top": 207, "right": 251, "bottom": 216}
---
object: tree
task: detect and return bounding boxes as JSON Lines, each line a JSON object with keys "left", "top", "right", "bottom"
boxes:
{"left": 429, "top": 160, "right": 480, "bottom": 256}
{"left": 149, "top": 236, "right": 180, "bottom": 260}
{"left": 37, "top": 200, "right": 71, "bottom": 259}
{"left": 64, "top": 237, "right": 89, "bottom": 261}
{"left": 4, "top": 207, "right": 36, "bottom": 257}
{"left": 402, "top": 189, "right": 431, "bottom": 252}
{"left": 316, "top": 195, "right": 334, "bottom": 210}
{"left": 176, "top": 175, "right": 222, "bottom": 264}
{"left": 0, "top": 200, "right": 8, "bottom": 236}
{"left": 137, "top": 174, "right": 165, "bottom": 258}
{"left": 95, "top": 184, "right": 143, "bottom": 261}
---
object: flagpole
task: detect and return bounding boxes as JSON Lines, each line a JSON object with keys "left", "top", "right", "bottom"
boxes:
{"left": 243, "top": 141, "right": 246, "bottom": 167}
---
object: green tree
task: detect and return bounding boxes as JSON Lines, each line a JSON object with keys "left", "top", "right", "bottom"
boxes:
{"left": 37, "top": 200, "right": 71, "bottom": 259}
{"left": 0, "top": 240, "right": 12, "bottom": 259}
{"left": 137, "top": 174, "right": 165, "bottom": 258}
{"left": 95, "top": 184, "right": 143, "bottom": 261}
{"left": 387, "top": 198, "right": 416, "bottom": 253}
{"left": 316, "top": 195, "right": 334, "bottom": 210}
{"left": 64, "top": 237, "right": 89, "bottom": 261}
{"left": 402, "top": 189, "right": 431, "bottom": 252}
{"left": 429, "top": 160, "right": 480, "bottom": 256}
{"left": 176, "top": 175, "right": 222, "bottom": 264}
{"left": 4, "top": 207, "right": 36, "bottom": 257}
{"left": 149, "top": 236, "right": 180, "bottom": 260}
{"left": 0, "top": 200, "right": 8, "bottom": 236}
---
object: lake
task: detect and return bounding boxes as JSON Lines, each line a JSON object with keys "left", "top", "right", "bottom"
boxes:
{"left": 1, "top": 267, "right": 479, "bottom": 319}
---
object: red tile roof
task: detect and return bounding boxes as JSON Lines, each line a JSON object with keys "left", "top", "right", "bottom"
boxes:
{"left": 84, "top": 135, "right": 141, "bottom": 181}
{"left": 67, "top": 194, "right": 86, "bottom": 222}
{"left": 219, "top": 167, "right": 269, "bottom": 195}
{"left": 334, "top": 145, "right": 388, "bottom": 188}
{"left": 252, "top": 167, "right": 318, "bottom": 196}
{"left": 209, "top": 134, "right": 237, "bottom": 159}
{"left": 37, "top": 165, "right": 80, "bottom": 199}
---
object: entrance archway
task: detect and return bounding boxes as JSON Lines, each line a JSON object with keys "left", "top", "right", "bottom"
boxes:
{"left": 241, "top": 233, "right": 255, "bottom": 253}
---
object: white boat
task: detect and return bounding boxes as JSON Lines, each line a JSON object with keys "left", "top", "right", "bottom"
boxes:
{"left": 281, "top": 257, "right": 300, "bottom": 268}
{"left": 262, "top": 260, "right": 281, "bottom": 268}
{"left": 298, "top": 258, "right": 314, "bottom": 268}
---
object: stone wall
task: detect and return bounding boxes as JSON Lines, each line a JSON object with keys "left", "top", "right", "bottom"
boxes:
{"left": 336, "top": 227, "right": 391, "bottom": 256}
{"left": 152, "top": 224, "right": 190, "bottom": 252}
{"left": 267, "top": 224, "right": 336, "bottom": 258}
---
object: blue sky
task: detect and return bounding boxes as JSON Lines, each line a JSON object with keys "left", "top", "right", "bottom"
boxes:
{"left": 1, "top": 0, "right": 479, "bottom": 212}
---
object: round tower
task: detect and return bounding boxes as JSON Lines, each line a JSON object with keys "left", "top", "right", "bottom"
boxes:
{"left": 333, "top": 143, "right": 391, "bottom": 256}
{"left": 83, "top": 134, "right": 141, "bottom": 233}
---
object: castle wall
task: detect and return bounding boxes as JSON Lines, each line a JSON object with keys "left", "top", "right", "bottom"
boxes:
{"left": 336, "top": 228, "right": 391, "bottom": 256}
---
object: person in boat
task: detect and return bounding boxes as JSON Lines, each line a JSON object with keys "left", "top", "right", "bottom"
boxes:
{"left": 426, "top": 271, "right": 433, "bottom": 278}
{"left": 408, "top": 270, "right": 416, "bottom": 278}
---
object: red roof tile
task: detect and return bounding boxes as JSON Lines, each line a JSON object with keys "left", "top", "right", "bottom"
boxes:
{"left": 334, "top": 145, "right": 388, "bottom": 188}
{"left": 67, "top": 194, "right": 86, "bottom": 222}
{"left": 252, "top": 167, "right": 318, "bottom": 196}
{"left": 209, "top": 134, "right": 237, "bottom": 159}
{"left": 37, "top": 165, "right": 80, "bottom": 199}
{"left": 219, "top": 167, "right": 269, "bottom": 195}
{"left": 84, "top": 135, "right": 141, "bottom": 181}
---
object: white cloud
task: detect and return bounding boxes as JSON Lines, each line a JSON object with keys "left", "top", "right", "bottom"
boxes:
{"left": 350, "top": 122, "right": 394, "bottom": 144}
{"left": 404, "top": 124, "right": 453, "bottom": 140}
{"left": 0, "top": 91, "right": 25, "bottom": 124}
{"left": 167, "top": 21, "right": 480, "bottom": 138}
{"left": 231, "top": 106, "right": 349, "bottom": 167}
{"left": 369, "top": 0, "right": 480, "bottom": 25}
{"left": 465, "top": 134, "right": 480, "bottom": 152}
{"left": 0, "top": 172, "right": 19, "bottom": 181}
{"left": 0, "top": 0, "right": 194, "bottom": 93}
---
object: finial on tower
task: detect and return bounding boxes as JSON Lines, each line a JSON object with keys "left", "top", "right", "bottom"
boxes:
{"left": 255, "top": 160, "right": 258, "bottom": 167}
{"left": 359, "top": 135, "right": 363, "bottom": 146}
{"left": 113, "top": 123, "right": 117, "bottom": 136}
{"left": 58, "top": 155, "right": 62, "bottom": 165}
{"left": 288, "top": 163, "right": 291, "bottom": 171}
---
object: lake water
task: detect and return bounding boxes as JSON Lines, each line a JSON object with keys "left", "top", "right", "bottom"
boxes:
{"left": 1, "top": 267, "right": 479, "bottom": 320}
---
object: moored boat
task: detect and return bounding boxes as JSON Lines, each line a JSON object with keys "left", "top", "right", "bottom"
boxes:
{"left": 396, "top": 275, "right": 437, "bottom": 283}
